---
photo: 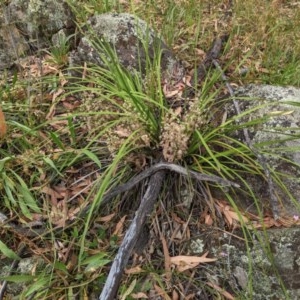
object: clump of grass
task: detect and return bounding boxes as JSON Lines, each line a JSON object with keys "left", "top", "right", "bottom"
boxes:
{"left": 46, "top": 33, "right": 72, "bottom": 68}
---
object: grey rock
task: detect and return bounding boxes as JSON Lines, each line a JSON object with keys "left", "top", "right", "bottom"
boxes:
{"left": 51, "top": 28, "right": 71, "bottom": 48}
{"left": 8, "top": 0, "right": 75, "bottom": 48}
{"left": 0, "top": 256, "right": 46, "bottom": 296}
{"left": 0, "top": 0, "right": 75, "bottom": 70}
{"left": 206, "top": 227, "right": 300, "bottom": 299}
{"left": 235, "top": 84, "right": 300, "bottom": 102}
{"left": 231, "top": 84, "right": 300, "bottom": 217}
{"left": 69, "top": 13, "right": 185, "bottom": 84}
{"left": 184, "top": 225, "right": 300, "bottom": 298}
{"left": 233, "top": 266, "right": 248, "bottom": 289}
{"left": 0, "top": 8, "right": 29, "bottom": 70}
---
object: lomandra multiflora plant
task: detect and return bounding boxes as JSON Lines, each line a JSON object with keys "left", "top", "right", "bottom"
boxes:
{"left": 70, "top": 38, "right": 259, "bottom": 187}
{"left": 73, "top": 39, "right": 216, "bottom": 165}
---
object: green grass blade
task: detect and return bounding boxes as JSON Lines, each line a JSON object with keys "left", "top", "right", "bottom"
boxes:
{"left": 0, "top": 240, "right": 20, "bottom": 260}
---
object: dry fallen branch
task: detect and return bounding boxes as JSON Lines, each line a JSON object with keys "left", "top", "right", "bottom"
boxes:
{"left": 99, "top": 170, "right": 166, "bottom": 300}
{"left": 196, "top": 35, "right": 229, "bottom": 83}
{"left": 0, "top": 161, "right": 237, "bottom": 298}
{"left": 183, "top": 35, "right": 229, "bottom": 97}
{"left": 98, "top": 162, "right": 239, "bottom": 208}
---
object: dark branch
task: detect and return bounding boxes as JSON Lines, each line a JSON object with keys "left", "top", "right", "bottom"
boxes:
{"left": 99, "top": 170, "right": 166, "bottom": 300}
{"left": 98, "top": 161, "right": 239, "bottom": 208}
{"left": 183, "top": 34, "right": 229, "bottom": 98}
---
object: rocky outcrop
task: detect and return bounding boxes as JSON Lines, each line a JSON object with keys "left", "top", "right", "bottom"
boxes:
{"left": 0, "top": 256, "right": 46, "bottom": 296}
{"left": 231, "top": 84, "right": 300, "bottom": 218}
{"left": 0, "top": 2, "right": 184, "bottom": 87}
{"left": 0, "top": 7, "right": 29, "bottom": 70}
{"left": 0, "top": 0, "right": 75, "bottom": 70}
{"left": 187, "top": 226, "right": 300, "bottom": 299}
{"left": 69, "top": 13, "right": 185, "bottom": 85}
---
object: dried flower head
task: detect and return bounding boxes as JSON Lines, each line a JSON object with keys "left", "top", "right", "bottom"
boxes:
{"left": 79, "top": 92, "right": 151, "bottom": 156}
{"left": 160, "top": 98, "right": 205, "bottom": 162}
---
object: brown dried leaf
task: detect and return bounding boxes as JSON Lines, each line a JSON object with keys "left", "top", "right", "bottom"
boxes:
{"left": 226, "top": 210, "right": 248, "bottom": 223}
{"left": 131, "top": 292, "right": 148, "bottom": 299}
{"left": 216, "top": 200, "right": 248, "bottom": 227}
{"left": 41, "top": 186, "right": 63, "bottom": 206}
{"left": 206, "top": 282, "right": 235, "bottom": 300}
{"left": 163, "top": 84, "right": 181, "bottom": 98}
{"left": 160, "top": 233, "right": 171, "bottom": 280}
{"left": 195, "top": 48, "right": 206, "bottom": 57}
{"left": 170, "top": 252, "right": 217, "bottom": 272}
{"left": 98, "top": 213, "right": 115, "bottom": 222}
{"left": 113, "top": 215, "right": 127, "bottom": 236}
{"left": 154, "top": 284, "right": 172, "bottom": 300}
{"left": 205, "top": 213, "right": 213, "bottom": 226}
{"left": 125, "top": 265, "right": 143, "bottom": 274}
{"left": 52, "top": 88, "right": 65, "bottom": 102}
{"left": 115, "top": 126, "right": 131, "bottom": 138}
{"left": 172, "top": 289, "right": 179, "bottom": 300}
{"left": 171, "top": 213, "right": 185, "bottom": 224}
{"left": 62, "top": 100, "right": 81, "bottom": 110}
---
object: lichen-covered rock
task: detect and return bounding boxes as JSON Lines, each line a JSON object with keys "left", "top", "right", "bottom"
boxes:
{"left": 188, "top": 226, "right": 300, "bottom": 299}
{"left": 69, "top": 13, "right": 185, "bottom": 84}
{"left": 0, "top": 256, "right": 46, "bottom": 297}
{"left": 8, "top": 0, "right": 75, "bottom": 48}
{"left": 232, "top": 84, "right": 300, "bottom": 217}
{"left": 0, "top": 8, "right": 29, "bottom": 70}
{"left": 0, "top": 0, "right": 75, "bottom": 70}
